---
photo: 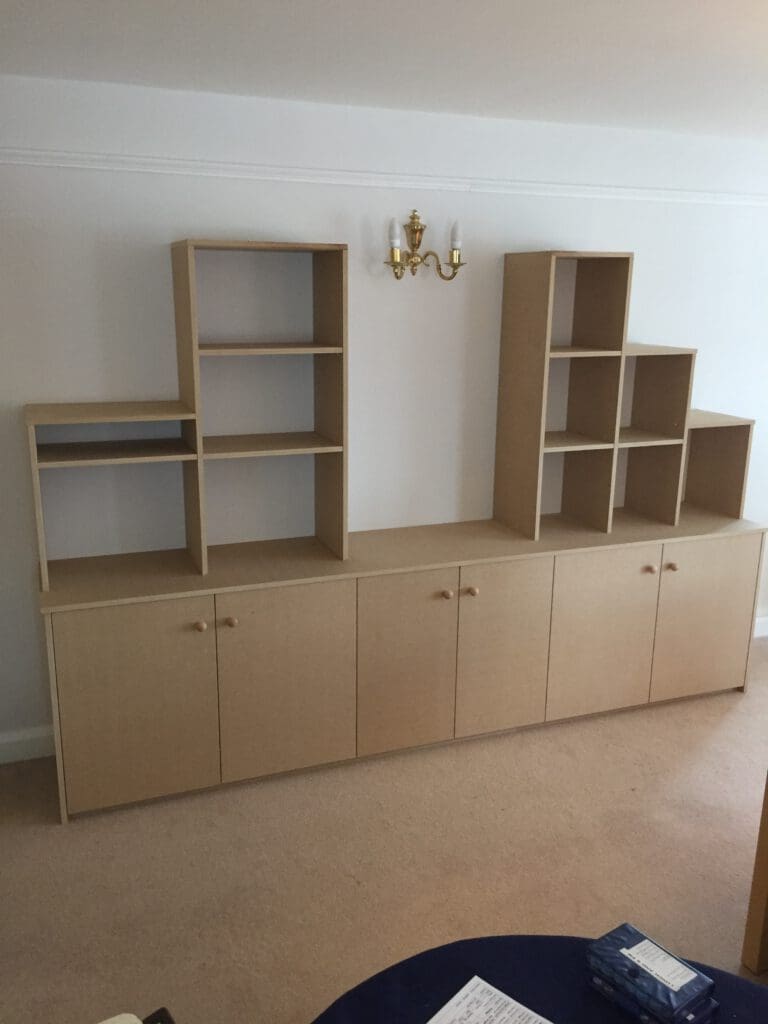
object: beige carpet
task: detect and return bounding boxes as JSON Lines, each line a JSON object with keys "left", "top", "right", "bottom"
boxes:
{"left": 2, "top": 642, "right": 768, "bottom": 1024}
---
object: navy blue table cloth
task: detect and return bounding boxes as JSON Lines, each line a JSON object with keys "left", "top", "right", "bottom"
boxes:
{"left": 310, "top": 935, "right": 768, "bottom": 1024}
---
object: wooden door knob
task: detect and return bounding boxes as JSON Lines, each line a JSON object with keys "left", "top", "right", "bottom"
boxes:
{"left": 441, "top": 589, "right": 455, "bottom": 600}
{"left": 466, "top": 586, "right": 480, "bottom": 597}
{"left": 666, "top": 562, "right": 679, "bottom": 572}
{"left": 193, "top": 620, "right": 208, "bottom": 632}
{"left": 644, "top": 565, "right": 659, "bottom": 574}
{"left": 225, "top": 616, "right": 239, "bottom": 628}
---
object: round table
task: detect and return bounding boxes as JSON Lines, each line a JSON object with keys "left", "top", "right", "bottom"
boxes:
{"left": 311, "top": 935, "right": 768, "bottom": 1024}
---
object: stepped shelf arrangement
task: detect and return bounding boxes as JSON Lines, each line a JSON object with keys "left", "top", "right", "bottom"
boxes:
{"left": 24, "top": 244, "right": 763, "bottom": 821}
{"left": 493, "top": 251, "right": 752, "bottom": 540}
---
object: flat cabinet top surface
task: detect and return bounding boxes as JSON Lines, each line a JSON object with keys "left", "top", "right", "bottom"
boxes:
{"left": 41, "top": 506, "right": 764, "bottom": 613}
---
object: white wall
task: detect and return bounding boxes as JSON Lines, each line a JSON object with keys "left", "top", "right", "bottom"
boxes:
{"left": 2, "top": 75, "right": 768, "bottom": 759}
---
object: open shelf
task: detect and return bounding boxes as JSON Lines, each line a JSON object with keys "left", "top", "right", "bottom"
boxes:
{"left": 684, "top": 413, "right": 753, "bottom": 519}
{"left": 620, "top": 351, "right": 693, "bottom": 442}
{"left": 546, "top": 356, "right": 621, "bottom": 447}
{"left": 543, "top": 431, "right": 613, "bottom": 452}
{"left": 171, "top": 238, "right": 348, "bottom": 561}
{"left": 549, "top": 253, "right": 632, "bottom": 353}
{"left": 39, "top": 507, "right": 765, "bottom": 614}
{"left": 199, "top": 342, "right": 343, "bottom": 357}
{"left": 688, "top": 408, "right": 754, "bottom": 430}
{"left": 614, "top": 444, "right": 684, "bottom": 526}
{"left": 618, "top": 427, "right": 685, "bottom": 447}
{"left": 540, "top": 448, "right": 615, "bottom": 533}
{"left": 38, "top": 460, "right": 191, "bottom": 569}
{"left": 549, "top": 346, "right": 623, "bottom": 359}
{"left": 25, "top": 401, "right": 195, "bottom": 426}
{"left": 624, "top": 343, "right": 697, "bottom": 357}
{"left": 203, "top": 432, "right": 342, "bottom": 459}
{"left": 37, "top": 438, "right": 197, "bottom": 468}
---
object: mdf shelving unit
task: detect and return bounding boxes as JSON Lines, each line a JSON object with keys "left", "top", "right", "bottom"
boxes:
{"left": 24, "top": 244, "right": 764, "bottom": 822}
{"left": 26, "top": 240, "right": 348, "bottom": 592}
{"left": 492, "top": 251, "right": 729, "bottom": 540}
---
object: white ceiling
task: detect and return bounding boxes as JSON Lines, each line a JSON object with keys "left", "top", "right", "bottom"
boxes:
{"left": 3, "top": 0, "right": 768, "bottom": 138}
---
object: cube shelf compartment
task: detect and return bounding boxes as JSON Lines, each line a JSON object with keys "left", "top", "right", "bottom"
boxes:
{"left": 683, "top": 409, "right": 753, "bottom": 519}
{"left": 619, "top": 345, "right": 695, "bottom": 446}
{"left": 549, "top": 253, "right": 633, "bottom": 353}
{"left": 25, "top": 404, "right": 202, "bottom": 588}
{"left": 493, "top": 250, "right": 752, "bottom": 541}
{"left": 544, "top": 356, "right": 621, "bottom": 451}
{"left": 540, "top": 448, "right": 615, "bottom": 532}
{"left": 614, "top": 444, "right": 685, "bottom": 525}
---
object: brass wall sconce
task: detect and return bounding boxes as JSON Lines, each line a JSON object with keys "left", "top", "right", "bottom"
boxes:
{"left": 385, "top": 210, "right": 466, "bottom": 281}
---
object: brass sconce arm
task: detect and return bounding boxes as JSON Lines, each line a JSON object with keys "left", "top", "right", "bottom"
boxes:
{"left": 385, "top": 210, "right": 466, "bottom": 282}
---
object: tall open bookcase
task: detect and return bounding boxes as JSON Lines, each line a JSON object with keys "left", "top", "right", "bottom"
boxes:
{"left": 493, "top": 251, "right": 753, "bottom": 541}
{"left": 26, "top": 240, "right": 348, "bottom": 590}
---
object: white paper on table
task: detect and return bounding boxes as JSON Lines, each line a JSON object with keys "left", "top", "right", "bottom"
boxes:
{"left": 425, "top": 975, "right": 555, "bottom": 1024}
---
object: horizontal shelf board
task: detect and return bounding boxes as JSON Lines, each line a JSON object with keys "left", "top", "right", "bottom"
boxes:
{"left": 688, "top": 408, "right": 754, "bottom": 429}
{"left": 37, "top": 438, "right": 197, "bottom": 468}
{"left": 198, "top": 341, "right": 342, "bottom": 356}
{"left": 624, "top": 343, "right": 698, "bottom": 357}
{"left": 25, "top": 401, "right": 195, "bottom": 426}
{"left": 179, "top": 239, "right": 346, "bottom": 253}
{"left": 203, "top": 432, "right": 343, "bottom": 459}
{"left": 40, "top": 508, "right": 764, "bottom": 613}
{"left": 543, "top": 430, "right": 614, "bottom": 452}
{"left": 618, "top": 427, "right": 685, "bottom": 447}
{"left": 549, "top": 346, "right": 622, "bottom": 358}
{"left": 511, "top": 251, "right": 633, "bottom": 260}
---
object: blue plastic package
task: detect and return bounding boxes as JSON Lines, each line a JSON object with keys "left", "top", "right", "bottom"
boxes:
{"left": 587, "top": 923, "right": 715, "bottom": 1023}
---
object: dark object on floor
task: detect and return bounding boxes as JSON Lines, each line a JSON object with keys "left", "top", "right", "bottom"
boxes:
{"left": 310, "top": 935, "right": 768, "bottom": 1023}
{"left": 143, "top": 1011, "right": 175, "bottom": 1024}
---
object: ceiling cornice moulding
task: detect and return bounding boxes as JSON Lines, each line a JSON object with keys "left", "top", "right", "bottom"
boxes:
{"left": 2, "top": 145, "right": 767, "bottom": 207}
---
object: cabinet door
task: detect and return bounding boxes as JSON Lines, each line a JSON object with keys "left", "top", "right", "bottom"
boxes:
{"left": 455, "top": 558, "right": 553, "bottom": 738}
{"left": 547, "top": 544, "right": 662, "bottom": 721}
{"left": 53, "top": 596, "right": 219, "bottom": 813}
{"left": 357, "top": 568, "right": 459, "bottom": 756}
{"left": 217, "top": 580, "right": 357, "bottom": 783}
{"left": 650, "top": 533, "right": 762, "bottom": 702}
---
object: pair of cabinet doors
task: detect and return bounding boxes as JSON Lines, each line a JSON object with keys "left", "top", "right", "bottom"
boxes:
{"left": 52, "top": 533, "right": 761, "bottom": 814}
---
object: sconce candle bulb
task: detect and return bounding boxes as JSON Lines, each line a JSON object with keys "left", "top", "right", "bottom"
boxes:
{"left": 385, "top": 209, "right": 466, "bottom": 282}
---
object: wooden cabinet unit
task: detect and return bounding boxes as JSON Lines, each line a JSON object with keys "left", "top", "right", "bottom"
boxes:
{"left": 217, "top": 580, "right": 357, "bottom": 782}
{"left": 455, "top": 558, "right": 553, "bottom": 738}
{"left": 546, "top": 544, "right": 663, "bottom": 721}
{"left": 27, "top": 245, "right": 765, "bottom": 820}
{"left": 650, "top": 534, "right": 763, "bottom": 702}
{"left": 53, "top": 596, "right": 220, "bottom": 813}
{"left": 357, "top": 568, "right": 460, "bottom": 757}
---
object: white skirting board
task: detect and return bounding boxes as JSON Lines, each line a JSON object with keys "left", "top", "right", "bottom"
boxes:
{"left": 2, "top": 615, "right": 768, "bottom": 766}
{"left": 0, "top": 725, "right": 54, "bottom": 765}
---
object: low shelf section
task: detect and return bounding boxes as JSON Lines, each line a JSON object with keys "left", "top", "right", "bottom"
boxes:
{"left": 25, "top": 401, "right": 205, "bottom": 589}
{"left": 38, "top": 505, "right": 764, "bottom": 614}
